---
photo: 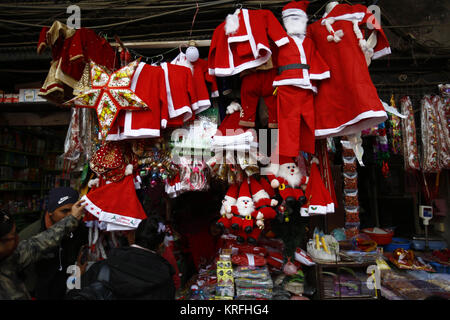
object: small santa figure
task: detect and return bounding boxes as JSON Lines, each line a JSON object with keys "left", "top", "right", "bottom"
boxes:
{"left": 267, "top": 156, "right": 309, "bottom": 208}
{"left": 249, "top": 176, "right": 278, "bottom": 229}
{"left": 216, "top": 183, "right": 239, "bottom": 230}
{"left": 225, "top": 180, "right": 260, "bottom": 244}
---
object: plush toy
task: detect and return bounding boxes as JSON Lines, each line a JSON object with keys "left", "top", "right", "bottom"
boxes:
{"left": 216, "top": 183, "right": 239, "bottom": 230}
{"left": 267, "top": 156, "right": 308, "bottom": 208}
{"left": 224, "top": 180, "right": 261, "bottom": 245}
{"left": 249, "top": 176, "right": 278, "bottom": 229}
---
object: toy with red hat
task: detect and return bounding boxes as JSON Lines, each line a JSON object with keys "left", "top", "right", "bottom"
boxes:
{"left": 249, "top": 176, "right": 278, "bottom": 229}
{"left": 217, "top": 183, "right": 240, "bottom": 230}
{"left": 267, "top": 155, "right": 309, "bottom": 205}
{"left": 282, "top": 0, "right": 309, "bottom": 19}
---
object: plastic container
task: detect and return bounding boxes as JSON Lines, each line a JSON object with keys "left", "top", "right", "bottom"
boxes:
{"left": 384, "top": 237, "right": 411, "bottom": 252}
{"left": 362, "top": 228, "right": 394, "bottom": 245}
{"left": 411, "top": 239, "right": 447, "bottom": 251}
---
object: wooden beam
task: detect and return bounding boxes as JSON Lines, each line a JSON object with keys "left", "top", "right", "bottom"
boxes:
{"left": 0, "top": 112, "right": 70, "bottom": 126}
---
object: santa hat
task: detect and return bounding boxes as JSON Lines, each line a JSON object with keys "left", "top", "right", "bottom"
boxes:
{"left": 225, "top": 183, "right": 239, "bottom": 201}
{"left": 259, "top": 177, "right": 276, "bottom": 198}
{"left": 282, "top": 1, "right": 309, "bottom": 19}
{"left": 249, "top": 176, "right": 268, "bottom": 202}
{"left": 279, "top": 155, "right": 296, "bottom": 165}
{"left": 300, "top": 163, "right": 335, "bottom": 216}
{"left": 238, "top": 180, "right": 252, "bottom": 200}
{"left": 82, "top": 175, "right": 147, "bottom": 229}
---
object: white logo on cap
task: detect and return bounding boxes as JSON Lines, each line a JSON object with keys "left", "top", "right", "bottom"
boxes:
{"left": 58, "top": 196, "right": 70, "bottom": 205}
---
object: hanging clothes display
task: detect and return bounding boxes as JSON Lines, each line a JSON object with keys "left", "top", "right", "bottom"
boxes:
{"left": 37, "top": 21, "right": 117, "bottom": 103}
{"left": 308, "top": 3, "right": 390, "bottom": 138}
{"left": 421, "top": 96, "right": 440, "bottom": 173}
{"left": 172, "top": 51, "right": 219, "bottom": 114}
{"left": 106, "top": 62, "right": 168, "bottom": 140}
{"left": 208, "top": 8, "right": 289, "bottom": 77}
{"left": 400, "top": 96, "right": 420, "bottom": 171}
{"left": 433, "top": 94, "right": 450, "bottom": 170}
{"left": 272, "top": 1, "right": 330, "bottom": 157}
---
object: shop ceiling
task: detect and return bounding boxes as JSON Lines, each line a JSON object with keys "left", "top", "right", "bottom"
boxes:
{"left": 0, "top": 0, "right": 448, "bottom": 89}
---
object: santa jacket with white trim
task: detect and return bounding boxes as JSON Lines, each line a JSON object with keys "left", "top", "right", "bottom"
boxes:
{"left": 161, "top": 62, "right": 197, "bottom": 128}
{"left": 253, "top": 198, "right": 277, "bottom": 220}
{"left": 107, "top": 62, "right": 168, "bottom": 140}
{"left": 272, "top": 34, "right": 330, "bottom": 92}
{"left": 208, "top": 8, "right": 290, "bottom": 77}
{"left": 172, "top": 53, "right": 219, "bottom": 114}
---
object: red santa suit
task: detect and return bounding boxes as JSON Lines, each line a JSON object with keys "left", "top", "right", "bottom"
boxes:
{"left": 273, "top": 1, "right": 330, "bottom": 157}
{"left": 106, "top": 62, "right": 168, "bottom": 140}
{"left": 172, "top": 52, "right": 219, "bottom": 114}
{"left": 308, "top": 3, "right": 390, "bottom": 138}
{"left": 208, "top": 8, "right": 289, "bottom": 77}
{"left": 267, "top": 156, "right": 308, "bottom": 202}
{"left": 239, "top": 66, "right": 278, "bottom": 128}
{"left": 161, "top": 62, "right": 197, "bottom": 127}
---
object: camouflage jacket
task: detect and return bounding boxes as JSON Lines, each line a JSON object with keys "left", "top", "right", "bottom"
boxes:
{"left": 0, "top": 215, "right": 79, "bottom": 300}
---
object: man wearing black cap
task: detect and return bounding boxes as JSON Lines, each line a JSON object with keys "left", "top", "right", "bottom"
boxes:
{"left": 19, "top": 187, "right": 88, "bottom": 299}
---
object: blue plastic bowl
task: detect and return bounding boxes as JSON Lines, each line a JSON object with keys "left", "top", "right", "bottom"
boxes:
{"left": 384, "top": 237, "right": 411, "bottom": 252}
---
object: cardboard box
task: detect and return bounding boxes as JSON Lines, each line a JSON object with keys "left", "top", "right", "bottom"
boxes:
{"left": 19, "top": 89, "right": 46, "bottom": 102}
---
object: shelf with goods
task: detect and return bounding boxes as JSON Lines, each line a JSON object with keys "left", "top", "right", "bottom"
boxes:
{"left": 0, "top": 126, "right": 71, "bottom": 231}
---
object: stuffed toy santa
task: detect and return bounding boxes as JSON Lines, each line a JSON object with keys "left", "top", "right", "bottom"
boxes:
{"left": 216, "top": 183, "right": 239, "bottom": 230}
{"left": 249, "top": 176, "right": 278, "bottom": 229}
{"left": 267, "top": 156, "right": 308, "bottom": 207}
{"left": 225, "top": 180, "right": 261, "bottom": 245}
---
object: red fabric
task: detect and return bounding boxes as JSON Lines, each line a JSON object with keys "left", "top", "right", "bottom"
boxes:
{"left": 235, "top": 244, "right": 267, "bottom": 256}
{"left": 282, "top": 0, "right": 309, "bottom": 13}
{"left": 272, "top": 35, "right": 330, "bottom": 89}
{"left": 308, "top": 3, "right": 390, "bottom": 138}
{"left": 161, "top": 62, "right": 196, "bottom": 126}
{"left": 184, "top": 228, "right": 218, "bottom": 270}
{"left": 277, "top": 85, "right": 315, "bottom": 156}
{"left": 208, "top": 9, "right": 289, "bottom": 76}
{"left": 59, "top": 28, "right": 116, "bottom": 85}
{"left": 162, "top": 243, "right": 181, "bottom": 289}
{"left": 83, "top": 175, "right": 147, "bottom": 227}
{"left": 232, "top": 253, "right": 266, "bottom": 266}
{"left": 239, "top": 68, "right": 278, "bottom": 127}
{"left": 266, "top": 251, "right": 284, "bottom": 269}
{"left": 107, "top": 63, "right": 168, "bottom": 140}
{"left": 259, "top": 176, "right": 276, "bottom": 198}
{"left": 192, "top": 58, "right": 218, "bottom": 112}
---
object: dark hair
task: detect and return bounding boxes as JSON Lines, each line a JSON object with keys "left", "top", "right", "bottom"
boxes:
{"left": 0, "top": 209, "right": 14, "bottom": 238}
{"left": 134, "top": 216, "right": 166, "bottom": 251}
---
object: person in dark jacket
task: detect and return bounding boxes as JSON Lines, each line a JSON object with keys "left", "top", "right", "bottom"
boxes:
{"left": 18, "top": 187, "right": 88, "bottom": 299}
{"left": 0, "top": 201, "right": 86, "bottom": 300}
{"left": 71, "top": 215, "right": 175, "bottom": 300}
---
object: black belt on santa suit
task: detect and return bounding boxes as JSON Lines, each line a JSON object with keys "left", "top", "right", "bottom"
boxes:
{"left": 255, "top": 205, "right": 270, "bottom": 211}
{"left": 232, "top": 213, "right": 253, "bottom": 220}
{"left": 278, "top": 63, "right": 310, "bottom": 74}
{"left": 278, "top": 183, "right": 302, "bottom": 191}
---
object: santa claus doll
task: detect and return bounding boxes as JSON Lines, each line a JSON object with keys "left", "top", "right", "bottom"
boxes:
{"left": 267, "top": 156, "right": 308, "bottom": 209}
{"left": 249, "top": 176, "right": 278, "bottom": 229}
{"left": 216, "top": 183, "right": 239, "bottom": 230}
{"left": 224, "top": 180, "right": 261, "bottom": 245}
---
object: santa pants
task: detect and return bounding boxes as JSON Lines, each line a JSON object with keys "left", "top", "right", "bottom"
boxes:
{"left": 239, "top": 69, "right": 278, "bottom": 128}
{"left": 277, "top": 85, "right": 315, "bottom": 156}
{"left": 217, "top": 215, "right": 232, "bottom": 229}
{"left": 279, "top": 186, "right": 304, "bottom": 201}
{"left": 236, "top": 227, "right": 262, "bottom": 244}
{"left": 231, "top": 215, "right": 254, "bottom": 233}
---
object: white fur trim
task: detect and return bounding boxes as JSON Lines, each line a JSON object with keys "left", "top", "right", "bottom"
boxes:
{"left": 315, "top": 110, "right": 388, "bottom": 137}
{"left": 99, "top": 211, "right": 142, "bottom": 228}
{"left": 130, "top": 62, "right": 145, "bottom": 91}
{"left": 88, "top": 178, "right": 100, "bottom": 189}
{"left": 125, "top": 164, "right": 133, "bottom": 176}
{"left": 81, "top": 195, "right": 102, "bottom": 218}
{"left": 322, "top": 12, "right": 365, "bottom": 22}
{"left": 252, "top": 189, "right": 269, "bottom": 203}
{"left": 225, "top": 11, "right": 240, "bottom": 35}
{"left": 372, "top": 47, "right": 391, "bottom": 60}
{"left": 193, "top": 99, "right": 211, "bottom": 114}
{"left": 309, "top": 71, "right": 330, "bottom": 80}
{"left": 275, "top": 37, "right": 290, "bottom": 47}
{"left": 282, "top": 9, "right": 307, "bottom": 19}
